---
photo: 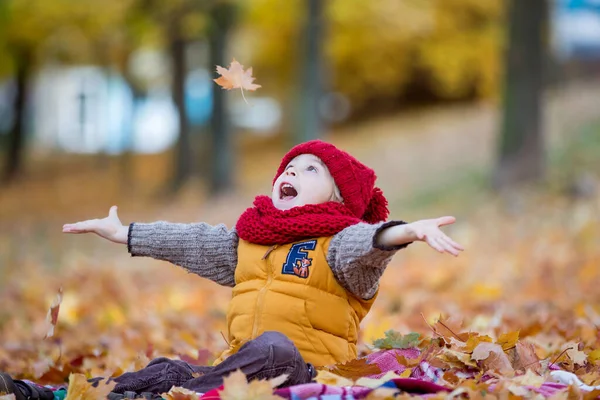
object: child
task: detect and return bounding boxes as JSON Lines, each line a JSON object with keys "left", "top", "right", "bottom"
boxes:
{"left": 1, "top": 140, "right": 463, "bottom": 399}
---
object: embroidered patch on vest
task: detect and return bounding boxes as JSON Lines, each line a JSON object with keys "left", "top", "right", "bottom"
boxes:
{"left": 282, "top": 240, "right": 317, "bottom": 279}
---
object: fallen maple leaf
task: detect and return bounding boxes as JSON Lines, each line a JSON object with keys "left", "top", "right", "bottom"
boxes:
{"left": 218, "top": 370, "right": 285, "bottom": 400}
{"left": 64, "top": 373, "right": 116, "bottom": 400}
{"left": 507, "top": 341, "right": 541, "bottom": 373}
{"left": 496, "top": 331, "right": 519, "bottom": 351}
{"left": 44, "top": 287, "right": 63, "bottom": 339}
{"left": 328, "top": 357, "right": 382, "bottom": 380}
{"left": 214, "top": 59, "right": 261, "bottom": 104}
{"left": 471, "top": 342, "right": 514, "bottom": 376}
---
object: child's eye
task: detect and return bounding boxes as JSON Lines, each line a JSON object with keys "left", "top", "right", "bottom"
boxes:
{"left": 307, "top": 165, "right": 317, "bottom": 172}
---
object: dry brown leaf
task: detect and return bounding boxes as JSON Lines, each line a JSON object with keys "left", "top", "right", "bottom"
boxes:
{"left": 432, "top": 316, "right": 470, "bottom": 342}
{"left": 566, "top": 346, "right": 588, "bottom": 367}
{"left": 507, "top": 341, "right": 541, "bottom": 373}
{"left": 328, "top": 357, "right": 381, "bottom": 380}
{"left": 44, "top": 287, "right": 63, "bottom": 339}
{"left": 214, "top": 59, "right": 261, "bottom": 104}
{"left": 472, "top": 342, "right": 514, "bottom": 376}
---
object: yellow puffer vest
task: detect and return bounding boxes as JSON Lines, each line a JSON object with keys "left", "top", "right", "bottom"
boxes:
{"left": 215, "top": 237, "right": 377, "bottom": 367}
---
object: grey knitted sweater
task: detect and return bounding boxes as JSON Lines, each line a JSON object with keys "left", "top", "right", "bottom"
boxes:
{"left": 128, "top": 220, "right": 409, "bottom": 300}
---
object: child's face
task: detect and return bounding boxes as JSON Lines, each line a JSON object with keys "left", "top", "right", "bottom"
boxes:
{"left": 272, "top": 154, "right": 338, "bottom": 211}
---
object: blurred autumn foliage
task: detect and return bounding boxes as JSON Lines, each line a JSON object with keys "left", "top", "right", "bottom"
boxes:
{"left": 242, "top": 0, "right": 504, "bottom": 109}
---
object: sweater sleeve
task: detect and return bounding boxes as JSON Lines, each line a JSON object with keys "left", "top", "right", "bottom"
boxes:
{"left": 127, "top": 221, "right": 238, "bottom": 287}
{"left": 327, "top": 221, "right": 411, "bottom": 300}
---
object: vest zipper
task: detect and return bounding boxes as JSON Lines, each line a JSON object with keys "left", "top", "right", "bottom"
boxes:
{"left": 252, "top": 245, "right": 278, "bottom": 338}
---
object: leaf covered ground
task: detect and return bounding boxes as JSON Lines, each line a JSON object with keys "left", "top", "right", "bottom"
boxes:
{"left": 0, "top": 107, "right": 599, "bottom": 398}
{"left": 0, "top": 187, "right": 598, "bottom": 398}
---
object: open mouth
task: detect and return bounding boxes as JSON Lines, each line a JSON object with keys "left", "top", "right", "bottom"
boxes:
{"left": 279, "top": 182, "right": 298, "bottom": 200}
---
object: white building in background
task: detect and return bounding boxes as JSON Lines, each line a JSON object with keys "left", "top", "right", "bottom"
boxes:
{"left": 30, "top": 66, "right": 179, "bottom": 155}
{"left": 18, "top": 63, "right": 282, "bottom": 155}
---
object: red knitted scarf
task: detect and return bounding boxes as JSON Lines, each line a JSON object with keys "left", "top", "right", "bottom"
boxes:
{"left": 236, "top": 195, "right": 362, "bottom": 245}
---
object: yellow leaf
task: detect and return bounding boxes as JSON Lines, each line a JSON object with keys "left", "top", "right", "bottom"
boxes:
{"left": 496, "top": 331, "right": 520, "bottom": 351}
{"left": 64, "top": 373, "right": 116, "bottom": 400}
{"left": 588, "top": 349, "right": 600, "bottom": 364}
{"left": 162, "top": 386, "right": 199, "bottom": 400}
{"left": 464, "top": 334, "right": 493, "bottom": 353}
{"left": 219, "top": 370, "right": 285, "bottom": 400}
{"left": 315, "top": 370, "right": 353, "bottom": 387}
{"left": 355, "top": 371, "right": 402, "bottom": 388}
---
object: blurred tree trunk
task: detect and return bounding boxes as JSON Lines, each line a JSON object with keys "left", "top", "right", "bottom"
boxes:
{"left": 170, "top": 29, "right": 191, "bottom": 192}
{"left": 3, "top": 50, "right": 31, "bottom": 183}
{"left": 208, "top": 3, "right": 235, "bottom": 194}
{"left": 493, "top": 0, "right": 548, "bottom": 189}
{"left": 295, "top": 0, "right": 325, "bottom": 144}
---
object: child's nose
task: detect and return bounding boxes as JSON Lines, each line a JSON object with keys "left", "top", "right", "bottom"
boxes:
{"left": 285, "top": 169, "right": 296, "bottom": 176}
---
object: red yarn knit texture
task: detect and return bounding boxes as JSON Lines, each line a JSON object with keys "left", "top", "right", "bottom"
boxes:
{"left": 273, "top": 140, "right": 389, "bottom": 223}
{"left": 236, "top": 195, "right": 363, "bottom": 245}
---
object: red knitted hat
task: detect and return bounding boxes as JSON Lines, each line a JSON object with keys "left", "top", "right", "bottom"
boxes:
{"left": 273, "top": 140, "right": 389, "bottom": 223}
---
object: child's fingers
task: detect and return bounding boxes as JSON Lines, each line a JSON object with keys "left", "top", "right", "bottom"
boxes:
{"left": 426, "top": 237, "right": 445, "bottom": 253}
{"left": 62, "top": 221, "right": 96, "bottom": 233}
{"left": 441, "top": 235, "right": 464, "bottom": 251}
{"left": 433, "top": 237, "right": 458, "bottom": 256}
{"left": 108, "top": 205, "right": 119, "bottom": 220}
{"left": 436, "top": 216, "right": 456, "bottom": 227}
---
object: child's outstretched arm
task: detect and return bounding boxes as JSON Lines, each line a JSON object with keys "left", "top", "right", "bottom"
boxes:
{"left": 63, "top": 206, "right": 128, "bottom": 243}
{"left": 376, "top": 216, "right": 463, "bottom": 256}
{"left": 328, "top": 217, "right": 463, "bottom": 300}
{"left": 63, "top": 206, "right": 238, "bottom": 287}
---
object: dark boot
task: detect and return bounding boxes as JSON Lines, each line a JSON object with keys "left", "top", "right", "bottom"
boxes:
{"left": 0, "top": 372, "right": 54, "bottom": 400}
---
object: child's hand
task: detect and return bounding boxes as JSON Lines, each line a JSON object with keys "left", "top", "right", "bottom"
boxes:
{"left": 62, "top": 206, "right": 128, "bottom": 244}
{"left": 406, "top": 216, "right": 464, "bottom": 256}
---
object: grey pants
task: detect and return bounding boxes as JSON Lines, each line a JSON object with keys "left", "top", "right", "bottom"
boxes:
{"left": 104, "top": 331, "right": 313, "bottom": 394}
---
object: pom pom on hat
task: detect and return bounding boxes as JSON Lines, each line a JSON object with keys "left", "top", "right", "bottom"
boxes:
{"left": 274, "top": 140, "right": 389, "bottom": 223}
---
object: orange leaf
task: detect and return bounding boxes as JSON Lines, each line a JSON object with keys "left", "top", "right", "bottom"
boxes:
{"left": 214, "top": 59, "right": 261, "bottom": 104}
{"left": 328, "top": 358, "right": 382, "bottom": 380}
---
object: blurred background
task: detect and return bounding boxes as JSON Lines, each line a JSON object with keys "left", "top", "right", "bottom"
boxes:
{"left": 0, "top": 0, "right": 599, "bottom": 380}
